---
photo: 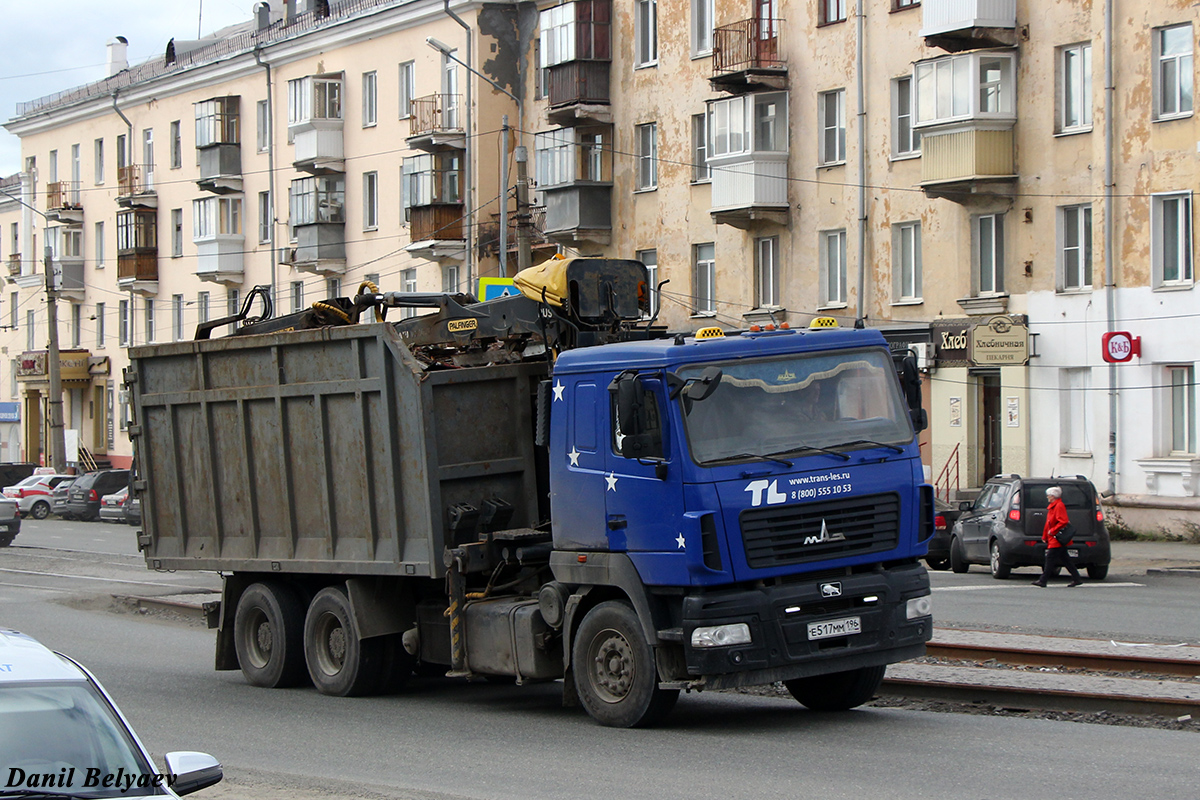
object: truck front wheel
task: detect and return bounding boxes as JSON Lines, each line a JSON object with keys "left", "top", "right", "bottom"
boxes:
{"left": 233, "top": 582, "right": 308, "bottom": 688}
{"left": 784, "top": 665, "right": 886, "bottom": 711}
{"left": 572, "top": 600, "right": 679, "bottom": 728}
{"left": 304, "top": 586, "right": 385, "bottom": 697}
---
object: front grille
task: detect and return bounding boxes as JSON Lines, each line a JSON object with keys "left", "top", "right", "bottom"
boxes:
{"left": 741, "top": 492, "right": 901, "bottom": 568}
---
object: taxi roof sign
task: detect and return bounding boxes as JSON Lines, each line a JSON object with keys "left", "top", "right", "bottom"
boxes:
{"left": 694, "top": 326, "right": 726, "bottom": 340}
{"left": 809, "top": 317, "right": 839, "bottom": 329}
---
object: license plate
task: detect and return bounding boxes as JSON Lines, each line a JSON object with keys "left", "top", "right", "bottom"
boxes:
{"left": 807, "top": 616, "right": 861, "bottom": 641}
{"left": 1067, "top": 549, "right": 1079, "bottom": 558}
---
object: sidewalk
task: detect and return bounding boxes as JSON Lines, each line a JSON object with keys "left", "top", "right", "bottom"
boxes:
{"left": 1108, "top": 539, "right": 1200, "bottom": 577}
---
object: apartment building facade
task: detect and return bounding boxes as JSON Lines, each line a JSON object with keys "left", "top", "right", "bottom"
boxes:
{"left": 3, "top": 0, "right": 1198, "bottom": 528}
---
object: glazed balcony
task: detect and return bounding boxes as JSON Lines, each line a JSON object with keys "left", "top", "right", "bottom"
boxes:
{"left": 289, "top": 76, "right": 344, "bottom": 173}
{"left": 541, "top": 0, "right": 612, "bottom": 125}
{"left": 46, "top": 181, "right": 83, "bottom": 223}
{"left": 921, "top": 0, "right": 1018, "bottom": 52}
{"left": 407, "top": 94, "right": 465, "bottom": 152}
{"left": 706, "top": 92, "right": 789, "bottom": 227}
{"left": 197, "top": 96, "right": 243, "bottom": 193}
{"left": 117, "top": 164, "right": 157, "bottom": 209}
{"left": 711, "top": 18, "right": 787, "bottom": 94}
{"left": 116, "top": 209, "right": 158, "bottom": 294}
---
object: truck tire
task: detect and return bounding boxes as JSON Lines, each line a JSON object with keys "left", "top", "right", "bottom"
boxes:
{"left": 233, "top": 582, "right": 308, "bottom": 688}
{"left": 572, "top": 600, "right": 679, "bottom": 728}
{"left": 784, "top": 664, "right": 886, "bottom": 711}
{"left": 304, "top": 586, "right": 386, "bottom": 697}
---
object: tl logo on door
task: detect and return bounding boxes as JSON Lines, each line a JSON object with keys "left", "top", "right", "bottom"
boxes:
{"left": 745, "top": 479, "right": 786, "bottom": 507}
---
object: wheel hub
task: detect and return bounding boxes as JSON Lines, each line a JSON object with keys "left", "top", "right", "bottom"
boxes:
{"left": 589, "top": 629, "right": 634, "bottom": 703}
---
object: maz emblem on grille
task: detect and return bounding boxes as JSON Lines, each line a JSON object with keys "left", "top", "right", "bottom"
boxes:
{"left": 804, "top": 519, "right": 846, "bottom": 546}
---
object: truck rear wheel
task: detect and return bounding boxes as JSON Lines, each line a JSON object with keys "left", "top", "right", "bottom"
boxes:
{"left": 572, "top": 600, "right": 679, "bottom": 728}
{"left": 784, "top": 664, "right": 886, "bottom": 711}
{"left": 304, "top": 586, "right": 386, "bottom": 697}
{"left": 233, "top": 582, "right": 308, "bottom": 688}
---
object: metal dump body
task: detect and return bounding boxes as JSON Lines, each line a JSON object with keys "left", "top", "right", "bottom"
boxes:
{"left": 128, "top": 323, "right": 545, "bottom": 576}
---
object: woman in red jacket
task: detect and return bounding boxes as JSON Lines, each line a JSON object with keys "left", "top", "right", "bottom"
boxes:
{"left": 1032, "top": 486, "right": 1083, "bottom": 587}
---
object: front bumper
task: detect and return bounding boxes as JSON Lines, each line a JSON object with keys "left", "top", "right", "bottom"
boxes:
{"left": 679, "top": 561, "right": 931, "bottom": 689}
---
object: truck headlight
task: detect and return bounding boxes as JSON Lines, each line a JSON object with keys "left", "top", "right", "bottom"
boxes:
{"left": 906, "top": 595, "right": 932, "bottom": 620}
{"left": 690, "top": 623, "right": 752, "bottom": 648}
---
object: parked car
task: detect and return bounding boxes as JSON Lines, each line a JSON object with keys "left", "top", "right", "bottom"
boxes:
{"left": 0, "top": 628, "right": 223, "bottom": 797}
{"left": 125, "top": 492, "right": 142, "bottom": 526}
{"left": 923, "top": 496, "right": 964, "bottom": 571}
{"left": 64, "top": 469, "right": 130, "bottom": 522}
{"left": 948, "top": 474, "right": 1111, "bottom": 580}
{"left": 0, "top": 496, "right": 20, "bottom": 546}
{"left": 99, "top": 486, "right": 129, "bottom": 522}
{"left": 3, "top": 473, "right": 74, "bottom": 519}
{"left": 51, "top": 477, "right": 78, "bottom": 518}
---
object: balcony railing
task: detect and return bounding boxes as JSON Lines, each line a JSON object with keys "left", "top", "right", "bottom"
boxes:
{"left": 548, "top": 61, "right": 611, "bottom": 107}
{"left": 409, "top": 94, "right": 463, "bottom": 138}
{"left": 118, "top": 164, "right": 155, "bottom": 197}
{"left": 6, "top": 254, "right": 21, "bottom": 277}
{"left": 117, "top": 250, "right": 158, "bottom": 283}
{"left": 46, "top": 181, "right": 81, "bottom": 210}
{"left": 410, "top": 204, "right": 464, "bottom": 243}
{"left": 713, "top": 18, "right": 785, "bottom": 76}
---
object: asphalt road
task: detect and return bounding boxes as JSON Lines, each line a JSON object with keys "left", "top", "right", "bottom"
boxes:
{"left": 2, "top": 523, "right": 1199, "bottom": 800}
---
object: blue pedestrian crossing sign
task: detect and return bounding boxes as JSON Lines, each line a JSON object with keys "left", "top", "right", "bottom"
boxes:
{"left": 479, "top": 278, "right": 520, "bottom": 301}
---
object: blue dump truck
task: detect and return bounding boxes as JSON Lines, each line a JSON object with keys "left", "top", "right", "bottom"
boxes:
{"left": 129, "top": 258, "right": 933, "bottom": 727}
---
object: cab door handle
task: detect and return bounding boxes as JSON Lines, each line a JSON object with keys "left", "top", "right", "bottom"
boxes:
{"left": 607, "top": 515, "right": 627, "bottom": 530}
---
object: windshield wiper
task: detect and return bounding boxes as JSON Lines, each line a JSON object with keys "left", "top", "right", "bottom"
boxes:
{"left": 766, "top": 445, "right": 851, "bottom": 462}
{"left": 0, "top": 792, "right": 89, "bottom": 800}
{"left": 834, "top": 439, "right": 905, "bottom": 454}
{"left": 714, "top": 452, "right": 794, "bottom": 467}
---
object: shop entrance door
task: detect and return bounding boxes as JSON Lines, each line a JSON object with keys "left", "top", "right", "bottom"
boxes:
{"left": 980, "top": 373, "right": 1002, "bottom": 483}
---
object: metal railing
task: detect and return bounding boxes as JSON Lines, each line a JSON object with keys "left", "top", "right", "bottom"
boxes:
{"left": 712, "top": 18, "right": 785, "bottom": 76}
{"left": 79, "top": 446, "right": 99, "bottom": 473}
{"left": 408, "top": 94, "right": 463, "bottom": 138}
{"left": 935, "top": 442, "right": 960, "bottom": 503}
{"left": 46, "top": 181, "right": 82, "bottom": 210}
{"left": 6, "top": 254, "right": 21, "bottom": 277}
{"left": 118, "top": 165, "right": 154, "bottom": 196}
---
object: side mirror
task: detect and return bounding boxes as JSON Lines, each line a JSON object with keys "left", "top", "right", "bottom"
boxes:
{"left": 164, "top": 752, "right": 223, "bottom": 796}
{"left": 958, "top": 501, "right": 973, "bottom": 512}
{"left": 684, "top": 367, "right": 723, "bottom": 402}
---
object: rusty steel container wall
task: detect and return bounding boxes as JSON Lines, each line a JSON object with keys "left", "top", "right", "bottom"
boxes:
{"left": 127, "top": 323, "right": 545, "bottom": 576}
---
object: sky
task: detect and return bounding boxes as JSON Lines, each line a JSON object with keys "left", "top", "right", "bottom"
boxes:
{"left": 0, "top": 0, "right": 253, "bottom": 176}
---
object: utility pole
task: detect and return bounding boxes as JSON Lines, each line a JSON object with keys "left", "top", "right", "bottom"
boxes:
{"left": 514, "top": 146, "right": 532, "bottom": 273}
{"left": 499, "top": 116, "right": 509, "bottom": 278}
{"left": 43, "top": 245, "right": 66, "bottom": 473}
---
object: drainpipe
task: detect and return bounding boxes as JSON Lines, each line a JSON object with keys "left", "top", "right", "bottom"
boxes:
{"left": 854, "top": 0, "right": 867, "bottom": 325}
{"left": 254, "top": 48, "right": 278, "bottom": 302}
{"left": 442, "top": 0, "right": 474, "bottom": 293}
{"left": 111, "top": 92, "right": 133, "bottom": 165}
{"left": 1104, "top": 0, "right": 1117, "bottom": 496}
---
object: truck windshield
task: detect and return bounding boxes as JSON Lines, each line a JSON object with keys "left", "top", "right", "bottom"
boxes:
{"left": 676, "top": 348, "right": 913, "bottom": 465}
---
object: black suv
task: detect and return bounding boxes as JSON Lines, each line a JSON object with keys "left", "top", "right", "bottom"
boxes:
{"left": 64, "top": 469, "right": 130, "bottom": 521}
{"left": 948, "top": 475, "right": 1111, "bottom": 580}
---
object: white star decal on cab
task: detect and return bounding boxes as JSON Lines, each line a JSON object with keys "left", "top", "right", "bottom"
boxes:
{"left": 605, "top": 472, "right": 618, "bottom": 491}
{"left": 553, "top": 381, "right": 565, "bottom": 401}
{"left": 675, "top": 533, "right": 686, "bottom": 549}
{"left": 568, "top": 447, "right": 580, "bottom": 466}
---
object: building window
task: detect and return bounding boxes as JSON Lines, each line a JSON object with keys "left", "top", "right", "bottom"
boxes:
{"left": 636, "top": 249, "right": 658, "bottom": 318}
{"left": 636, "top": 0, "right": 658, "bottom": 67}
{"left": 227, "top": 290, "right": 240, "bottom": 333}
{"left": 115, "top": 134, "right": 126, "bottom": 170}
{"left": 256, "top": 99, "right": 270, "bottom": 152}
{"left": 441, "top": 54, "right": 460, "bottom": 129}
{"left": 893, "top": 0, "right": 918, "bottom": 8}
{"left": 533, "top": 41, "right": 548, "bottom": 100}
{"left": 401, "top": 269, "right": 417, "bottom": 319}
{"left": 636, "top": 123, "right": 658, "bottom": 190}
{"left": 915, "top": 52, "right": 1016, "bottom": 125}
{"left": 195, "top": 97, "right": 239, "bottom": 147}
{"left": 71, "top": 304, "right": 81, "bottom": 349}
{"left": 95, "top": 302, "right": 105, "bottom": 348}
{"left": 173, "top": 294, "right": 184, "bottom": 341}
{"left": 691, "top": 114, "right": 710, "bottom": 182}
{"left": 819, "top": 89, "right": 846, "bottom": 165}
{"left": 25, "top": 311, "right": 35, "bottom": 352}
{"left": 9, "top": 292, "right": 17, "bottom": 330}
{"left": 1058, "top": 204, "right": 1093, "bottom": 291}
{"left": 197, "top": 292, "right": 209, "bottom": 324}
{"left": 142, "top": 128, "right": 154, "bottom": 183}
{"left": 1170, "top": 366, "right": 1196, "bottom": 454}
{"left": 399, "top": 61, "right": 415, "bottom": 118}
{"left": 119, "top": 300, "right": 130, "bottom": 347}
{"left": 291, "top": 175, "right": 346, "bottom": 224}
{"left": 755, "top": 236, "right": 779, "bottom": 308}
{"left": 169, "top": 120, "right": 182, "bottom": 169}
{"left": 94, "top": 138, "right": 104, "bottom": 184}
{"left": 692, "top": 0, "right": 714, "bottom": 56}
{"left": 818, "top": 0, "right": 846, "bottom": 26}
{"left": 401, "top": 155, "right": 460, "bottom": 216}
{"left": 193, "top": 197, "right": 243, "bottom": 240}
{"left": 171, "top": 208, "right": 183, "bottom": 257}
{"left": 363, "top": 171, "right": 379, "bottom": 231}
{"left": 288, "top": 75, "right": 343, "bottom": 125}
{"left": 707, "top": 92, "right": 788, "bottom": 158}
{"left": 94, "top": 221, "right": 104, "bottom": 269}
{"left": 1155, "top": 24, "right": 1193, "bottom": 120}
{"left": 540, "top": 1, "right": 614, "bottom": 67}
{"left": 1058, "top": 43, "right": 1093, "bottom": 133}
{"left": 290, "top": 281, "right": 304, "bottom": 313}
{"left": 892, "top": 76, "right": 920, "bottom": 157}
{"left": 534, "top": 127, "right": 612, "bottom": 187}
{"left": 362, "top": 71, "right": 377, "bottom": 127}
{"left": 442, "top": 264, "right": 459, "bottom": 294}
{"left": 974, "top": 213, "right": 1006, "bottom": 295}
{"left": 892, "top": 221, "right": 922, "bottom": 302}
{"left": 258, "top": 191, "right": 272, "bottom": 244}
{"left": 1061, "top": 368, "right": 1091, "bottom": 454}
{"left": 692, "top": 243, "right": 715, "bottom": 315}
{"left": 820, "top": 229, "right": 847, "bottom": 307}
{"left": 144, "top": 299, "right": 155, "bottom": 343}
{"left": 1152, "top": 192, "right": 1193, "bottom": 287}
